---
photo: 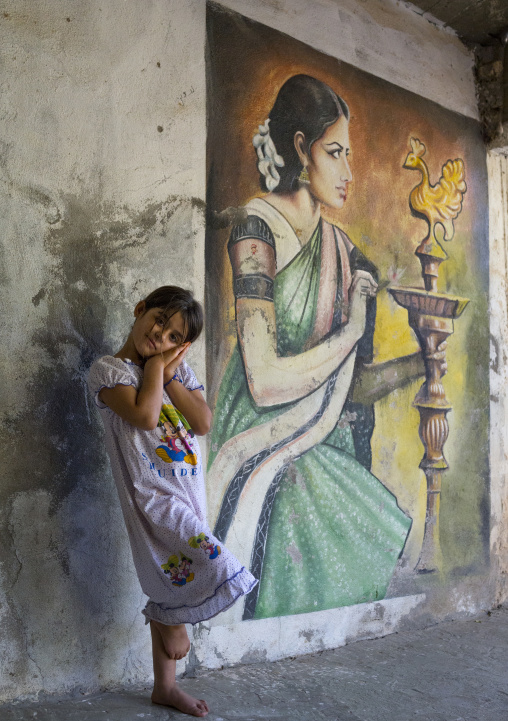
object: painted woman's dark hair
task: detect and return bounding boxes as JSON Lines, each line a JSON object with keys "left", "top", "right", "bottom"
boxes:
{"left": 261, "top": 75, "right": 349, "bottom": 193}
{"left": 143, "top": 286, "right": 203, "bottom": 343}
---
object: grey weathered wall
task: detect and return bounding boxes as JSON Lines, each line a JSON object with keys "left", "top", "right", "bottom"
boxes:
{"left": 0, "top": 0, "right": 206, "bottom": 699}
{"left": 488, "top": 150, "right": 508, "bottom": 607}
{"left": 0, "top": 0, "right": 504, "bottom": 703}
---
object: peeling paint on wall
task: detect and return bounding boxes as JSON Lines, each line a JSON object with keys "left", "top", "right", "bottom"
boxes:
{"left": 0, "top": 0, "right": 501, "bottom": 704}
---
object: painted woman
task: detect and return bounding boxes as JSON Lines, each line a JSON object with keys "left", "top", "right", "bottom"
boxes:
{"left": 208, "top": 75, "right": 424, "bottom": 622}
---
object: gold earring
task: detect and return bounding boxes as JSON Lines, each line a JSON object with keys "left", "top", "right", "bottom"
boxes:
{"left": 299, "top": 166, "right": 310, "bottom": 184}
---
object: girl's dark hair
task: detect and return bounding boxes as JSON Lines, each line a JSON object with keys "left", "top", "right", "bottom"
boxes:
{"left": 143, "top": 286, "right": 203, "bottom": 343}
{"left": 261, "top": 74, "right": 349, "bottom": 193}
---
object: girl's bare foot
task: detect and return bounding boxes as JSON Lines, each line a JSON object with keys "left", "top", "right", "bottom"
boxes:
{"left": 149, "top": 621, "right": 206, "bottom": 716}
{"left": 152, "top": 684, "right": 209, "bottom": 717}
{"left": 153, "top": 621, "right": 190, "bottom": 659}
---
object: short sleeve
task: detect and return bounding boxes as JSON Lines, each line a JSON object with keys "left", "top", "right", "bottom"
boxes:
{"left": 176, "top": 360, "right": 204, "bottom": 392}
{"left": 87, "top": 356, "right": 139, "bottom": 409}
{"left": 228, "top": 215, "right": 276, "bottom": 301}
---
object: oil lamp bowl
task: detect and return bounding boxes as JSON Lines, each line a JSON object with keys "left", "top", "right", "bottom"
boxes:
{"left": 388, "top": 287, "right": 469, "bottom": 319}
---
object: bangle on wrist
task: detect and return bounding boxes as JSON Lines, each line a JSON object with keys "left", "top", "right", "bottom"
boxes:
{"left": 164, "top": 373, "right": 180, "bottom": 388}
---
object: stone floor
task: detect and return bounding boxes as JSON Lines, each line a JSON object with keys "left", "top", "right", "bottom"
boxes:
{"left": 1, "top": 607, "right": 507, "bottom": 721}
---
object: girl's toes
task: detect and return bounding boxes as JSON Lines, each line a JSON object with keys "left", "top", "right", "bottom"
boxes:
{"left": 193, "top": 699, "right": 209, "bottom": 716}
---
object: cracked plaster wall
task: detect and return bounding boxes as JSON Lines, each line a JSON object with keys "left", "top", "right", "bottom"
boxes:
{"left": 0, "top": 0, "right": 502, "bottom": 704}
{"left": 0, "top": 0, "right": 206, "bottom": 701}
{"left": 488, "top": 151, "right": 508, "bottom": 608}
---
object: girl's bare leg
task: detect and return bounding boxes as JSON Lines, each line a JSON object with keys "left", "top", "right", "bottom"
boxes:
{"left": 152, "top": 619, "right": 191, "bottom": 659}
{"left": 150, "top": 621, "right": 209, "bottom": 718}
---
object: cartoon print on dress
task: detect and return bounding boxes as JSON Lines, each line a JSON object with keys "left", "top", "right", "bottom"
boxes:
{"left": 161, "top": 553, "right": 195, "bottom": 586}
{"left": 155, "top": 403, "right": 198, "bottom": 465}
{"left": 189, "top": 532, "right": 222, "bottom": 559}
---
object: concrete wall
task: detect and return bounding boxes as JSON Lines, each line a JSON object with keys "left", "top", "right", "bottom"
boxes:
{"left": 488, "top": 151, "right": 508, "bottom": 607}
{"left": 0, "top": 0, "right": 501, "bottom": 703}
{"left": 0, "top": 0, "right": 207, "bottom": 699}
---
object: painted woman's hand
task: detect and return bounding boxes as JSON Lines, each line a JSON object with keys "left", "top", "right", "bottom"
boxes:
{"left": 427, "top": 340, "right": 448, "bottom": 377}
{"left": 348, "top": 270, "right": 378, "bottom": 337}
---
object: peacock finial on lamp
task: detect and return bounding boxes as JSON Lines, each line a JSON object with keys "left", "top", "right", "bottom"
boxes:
{"left": 389, "top": 138, "right": 469, "bottom": 574}
{"left": 403, "top": 137, "right": 467, "bottom": 291}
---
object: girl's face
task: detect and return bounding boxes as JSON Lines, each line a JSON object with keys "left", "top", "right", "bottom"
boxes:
{"left": 299, "top": 115, "right": 352, "bottom": 211}
{"left": 132, "top": 304, "right": 186, "bottom": 359}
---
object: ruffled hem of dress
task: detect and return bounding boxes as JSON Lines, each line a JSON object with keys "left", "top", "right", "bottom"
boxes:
{"left": 141, "top": 567, "right": 258, "bottom": 626}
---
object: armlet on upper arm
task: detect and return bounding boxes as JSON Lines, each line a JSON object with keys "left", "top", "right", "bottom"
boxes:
{"left": 228, "top": 215, "right": 276, "bottom": 302}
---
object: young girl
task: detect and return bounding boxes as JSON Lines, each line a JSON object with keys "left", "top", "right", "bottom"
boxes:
{"left": 88, "top": 286, "right": 257, "bottom": 717}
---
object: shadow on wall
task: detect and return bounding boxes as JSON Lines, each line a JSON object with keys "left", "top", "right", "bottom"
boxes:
{"left": 0, "top": 190, "right": 202, "bottom": 697}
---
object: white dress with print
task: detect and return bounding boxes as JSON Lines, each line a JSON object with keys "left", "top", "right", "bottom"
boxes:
{"left": 88, "top": 355, "right": 257, "bottom": 625}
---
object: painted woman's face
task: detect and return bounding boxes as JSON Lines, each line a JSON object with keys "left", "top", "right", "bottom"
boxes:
{"left": 305, "top": 115, "right": 352, "bottom": 211}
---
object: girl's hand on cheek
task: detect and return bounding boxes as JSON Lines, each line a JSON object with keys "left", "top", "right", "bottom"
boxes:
{"left": 163, "top": 343, "right": 191, "bottom": 381}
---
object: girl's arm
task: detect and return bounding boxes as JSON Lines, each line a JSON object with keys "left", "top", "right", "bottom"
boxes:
{"left": 237, "top": 269, "right": 377, "bottom": 408}
{"left": 163, "top": 380, "right": 212, "bottom": 436}
{"left": 98, "top": 346, "right": 188, "bottom": 430}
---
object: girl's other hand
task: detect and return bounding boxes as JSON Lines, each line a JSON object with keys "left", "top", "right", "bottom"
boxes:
{"left": 144, "top": 343, "right": 190, "bottom": 375}
{"left": 162, "top": 342, "right": 191, "bottom": 383}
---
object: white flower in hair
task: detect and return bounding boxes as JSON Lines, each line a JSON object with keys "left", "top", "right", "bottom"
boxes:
{"left": 253, "top": 119, "right": 285, "bottom": 191}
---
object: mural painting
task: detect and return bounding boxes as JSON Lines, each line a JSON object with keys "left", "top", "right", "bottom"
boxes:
{"left": 205, "top": 3, "right": 489, "bottom": 623}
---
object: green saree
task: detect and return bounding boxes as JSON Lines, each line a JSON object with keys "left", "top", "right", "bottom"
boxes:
{"left": 209, "top": 199, "right": 411, "bottom": 620}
